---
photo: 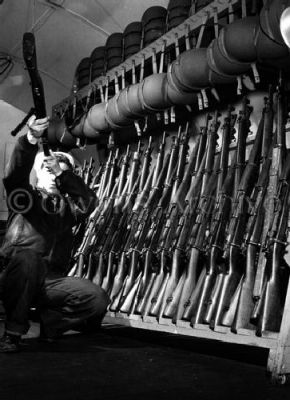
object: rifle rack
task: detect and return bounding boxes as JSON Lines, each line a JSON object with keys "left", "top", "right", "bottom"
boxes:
{"left": 104, "top": 272, "right": 290, "bottom": 386}
{"left": 53, "top": 0, "right": 290, "bottom": 385}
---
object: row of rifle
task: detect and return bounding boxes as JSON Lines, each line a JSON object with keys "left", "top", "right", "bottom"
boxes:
{"left": 69, "top": 80, "right": 290, "bottom": 336}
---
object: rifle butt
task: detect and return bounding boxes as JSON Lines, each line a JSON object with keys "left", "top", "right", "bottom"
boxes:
{"left": 75, "top": 253, "right": 85, "bottom": 278}
{"left": 230, "top": 266, "right": 256, "bottom": 332}
{"left": 101, "top": 252, "right": 114, "bottom": 293}
{"left": 256, "top": 280, "right": 283, "bottom": 335}
{"left": 136, "top": 272, "right": 156, "bottom": 315}
{"left": 92, "top": 255, "right": 104, "bottom": 286}
{"left": 250, "top": 280, "right": 267, "bottom": 326}
{"left": 174, "top": 247, "right": 199, "bottom": 322}
{"left": 163, "top": 272, "right": 186, "bottom": 321}
{"left": 142, "top": 271, "right": 164, "bottom": 317}
{"left": 253, "top": 253, "right": 267, "bottom": 300}
{"left": 109, "top": 252, "right": 128, "bottom": 301}
{"left": 149, "top": 272, "right": 170, "bottom": 316}
{"left": 67, "top": 262, "right": 78, "bottom": 277}
{"left": 221, "top": 276, "right": 243, "bottom": 328}
{"left": 182, "top": 267, "right": 206, "bottom": 321}
{"left": 210, "top": 271, "right": 242, "bottom": 328}
{"left": 117, "top": 249, "right": 140, "bottom": 305}
{"left": 109, "top": 275, "right": 129, "bottom": 312}
{"left": 118, "top": 273, "right": 137, "bottom": 310}
{"left": 84, "top": 252, "right": 96, "bottom": 281}
{"left": 132, "top": 269, "right": 151, "bottom": 314}
{"left": 200, "top": 272, "right": 224, "bottom": 325}
{"left": 158, "top": 273, "right": 180, "bottom": 320}
{"left": 119, "top": 272, "right": 143, "bottom": 314}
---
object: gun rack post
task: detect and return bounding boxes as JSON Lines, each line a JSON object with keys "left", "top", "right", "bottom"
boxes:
{"left": 54, "top": 0, "right": 290, "bottom": 385}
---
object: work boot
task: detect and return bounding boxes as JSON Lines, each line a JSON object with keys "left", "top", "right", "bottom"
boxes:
{"left": 0, "top": 333, "right": 21, "bottom": 353}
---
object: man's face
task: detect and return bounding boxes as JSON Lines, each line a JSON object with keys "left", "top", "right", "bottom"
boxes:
{"left": 36, "top": 159, "right": 69, "bottom": 194}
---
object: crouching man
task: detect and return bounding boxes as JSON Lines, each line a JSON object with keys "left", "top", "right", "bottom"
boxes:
{"left": 0, "top": 115, "right": 109, "bottom": 352}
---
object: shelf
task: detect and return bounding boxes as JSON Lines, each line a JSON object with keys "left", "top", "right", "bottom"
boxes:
{"left": 52, "top": 0, "right": 245, "bottom": 117}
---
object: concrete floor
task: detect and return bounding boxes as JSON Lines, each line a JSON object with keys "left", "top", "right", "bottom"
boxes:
{"left": 0, "top": 320, "right": 289, "bottom": 400}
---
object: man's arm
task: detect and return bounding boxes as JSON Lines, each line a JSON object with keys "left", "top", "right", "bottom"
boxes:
{"left": 55, "top": 170, "right": 97, "bottom": 219}
{"left": 3, "top": 116, "right": 49, "bottom": 195}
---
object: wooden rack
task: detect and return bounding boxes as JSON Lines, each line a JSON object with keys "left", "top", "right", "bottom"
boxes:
{"left": 54, "top": 0, "right": 290, "bottom": 385}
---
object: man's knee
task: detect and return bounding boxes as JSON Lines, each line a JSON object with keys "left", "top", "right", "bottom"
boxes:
{"left": 69, "top": 278, "right": 110, "bottom": 316}
{"left": 45, "top": 277, "right": 110, "bottom": 317}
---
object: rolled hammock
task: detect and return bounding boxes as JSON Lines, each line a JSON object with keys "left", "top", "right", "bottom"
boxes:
{"left": 50, "top": 0, "right": 290, "bottom": 149}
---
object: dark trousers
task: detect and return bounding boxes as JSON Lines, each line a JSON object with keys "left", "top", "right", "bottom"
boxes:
{"left": 0, "top": 249, "right": 110, "bottom": 336}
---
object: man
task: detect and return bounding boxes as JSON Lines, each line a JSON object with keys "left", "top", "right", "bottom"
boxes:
{"left": 0, "top": 115, "right": 109, "bottom": 353}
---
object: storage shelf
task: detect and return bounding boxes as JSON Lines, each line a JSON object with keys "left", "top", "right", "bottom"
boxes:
{"left": 52, "top": 0, "right": 243, "bottom": 117}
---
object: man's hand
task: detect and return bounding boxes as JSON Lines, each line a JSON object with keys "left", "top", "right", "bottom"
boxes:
{"left": 43, "top": 150, "right": 63, "bottom": 176}
{"left": 27, "top": 115, "right": 50, "bottom": 144}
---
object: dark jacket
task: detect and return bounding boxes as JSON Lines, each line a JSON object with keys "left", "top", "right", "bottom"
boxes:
{"left": 1, "top": 135, "right": 96, "bottom": 275}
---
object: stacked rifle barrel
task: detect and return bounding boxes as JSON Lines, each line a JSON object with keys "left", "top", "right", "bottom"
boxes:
{"left": 69, "top": 80, "right": 290, "bottom": 336}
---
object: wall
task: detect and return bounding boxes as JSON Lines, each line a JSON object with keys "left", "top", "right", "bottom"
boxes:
{"left": 0, "top": 99, "right": 24, "bottom": 221}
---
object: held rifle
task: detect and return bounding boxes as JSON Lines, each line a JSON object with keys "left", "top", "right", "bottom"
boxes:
{"left": 22, "top": 32, "right": 49, "bottom": 155}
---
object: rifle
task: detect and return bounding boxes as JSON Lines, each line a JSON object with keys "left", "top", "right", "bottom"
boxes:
{"left": 154, "top": 146, "right": 221, "bottom": 320}
{"left": 224, "top": 95, "right": 273, "bottom": 329}
{"left": 141, "top": 165, "right": 180, "bottom": 317}
{"left": 114, "top": 146, "right": 131, "bottom": 211}
{"left": 104, "top": 176, "right": 142, "bottom": 303}
{"left": 233, "top": 97, "right": 252, "bottom": 194}
{"left": 97, "top": 149, "right": 114, "bottom": 200}
{"left": 90, "top": 162, "right": 105, "bottom": 190}
{"left": 158, "top": 127, "right": 199, "bottom": 252}
{"left": 74, "top": 178, "right": 119, "bottom": 278}
{"left": 171, "top": 123, "right": 190, "bottom": 199}
{"left": 224, "top": 97, "right": 253, "bottom": 244}
{"left": 120, "top": 148, "right": 170, "bottom": 313}
{"left": 200, "top": 111, "right": 220, "bottom": 196}
{"left": 172, "top": 134, "right": 202, "bottom": 214}
{"left": 228, "top": 157, "right": 271, "bottom": 331}
{"left": 22, "top": 32, "right": 49, "bottom": 155}
{"left": 139, "top": 137, "right": 153, "bottom": 192}
{"left": 253, "top": 79, "right": 286, "bottom": 303}
{"left": 181, "top": 155, "right": 235, "bottom": 324}
{"left": 255, "top": 151, "right": 290, "bottom": 334}
{"left": 152, "top": 131, "right": 167, "bottom": 187}
{"left": 111, "top": 169, "right": 156, "bottom": 309}
{"left": 216, "top": 106, "right": 236, "bottom": 196}
{"left": 119, "top": 151, "right": 180, "bottom": 314}
{"left": 203, "top": 99, "right": 265, "bottom": 328}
